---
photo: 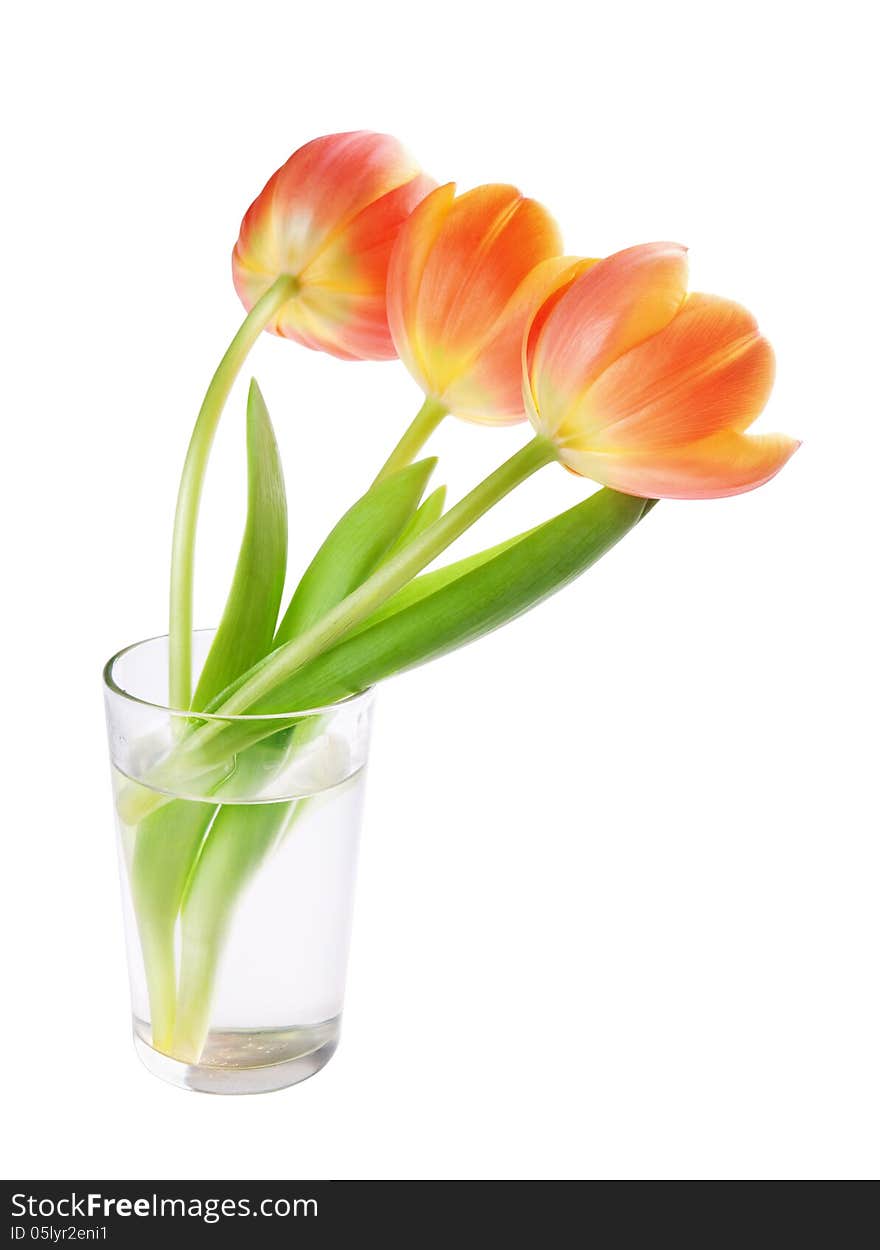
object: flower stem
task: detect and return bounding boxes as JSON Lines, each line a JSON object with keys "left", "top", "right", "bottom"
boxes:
{"left": 168, "top": 274, "right": 299, "bottom": 711}
{"left": 171, "top": 799, "right": 292, "bottom": 1064}
{"left": 372, "top": 396, "right": 447, "bottom": 484}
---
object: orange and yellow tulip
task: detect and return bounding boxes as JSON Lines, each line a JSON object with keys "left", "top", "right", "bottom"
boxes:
{"left": 233, "top": 131, "right": 435, "bottom": 361}
{"left": 386, "top": 182, "right": 566, "bottom": 424}
{"left": 524, "top": 242, "right": 799, "bottom": 499}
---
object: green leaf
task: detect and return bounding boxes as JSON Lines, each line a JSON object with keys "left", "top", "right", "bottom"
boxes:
{"left": 379, "top": 484, "right": 446, "bottom": 564}
{"left": 274, "top": 457, "right": 437, "bottom": 645}
{"left": 347, "top": 524, "right": 536, "bottom": 638}
{"left": 250, "top": 489, "right": 654, "bottom": 713}
{"left": 130, "top": 377, "right": 286, "bottom": 1052}
{"left": 190, "top": 379, "right": 288, "bottom": 713}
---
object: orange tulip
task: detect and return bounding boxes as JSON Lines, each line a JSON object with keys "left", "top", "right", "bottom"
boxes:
{"left": 524, "top": 243, "right": 799, "bottom": 499}
{"left": 386, "top": 183, "right": 566, "bottom": 424}
{"left": 232, "top": 131, "right": 435, "bottom": 361}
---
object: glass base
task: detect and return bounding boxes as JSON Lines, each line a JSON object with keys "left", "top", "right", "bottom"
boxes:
{"left": 132, "top": 1016, "right": 340, "bottom": 1094}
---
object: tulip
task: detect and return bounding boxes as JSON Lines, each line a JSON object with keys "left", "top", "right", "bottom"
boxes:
{"left": 233, "top": 131, "right": 436, "bottom": 361}
{"left": 169, "top": 131, "right": 434, "bottom": 710}
{"left": 376, "top": 182, "right": 569, "bottom": 478}
{"left": 524, "top": 242, "right": 799, "bottom": 499}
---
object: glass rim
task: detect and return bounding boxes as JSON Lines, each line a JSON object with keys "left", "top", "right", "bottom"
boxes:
{"left": 102, "top": 630, "right": 375, "bottom": 722}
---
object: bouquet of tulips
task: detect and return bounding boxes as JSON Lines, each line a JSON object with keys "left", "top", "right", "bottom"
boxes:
{"left": 115, "top": 131, "right": 797, "bottom": 1073}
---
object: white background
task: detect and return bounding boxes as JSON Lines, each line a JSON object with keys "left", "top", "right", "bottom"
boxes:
{"left": 1, "top": 0, "right": 877, "bottom": 1180}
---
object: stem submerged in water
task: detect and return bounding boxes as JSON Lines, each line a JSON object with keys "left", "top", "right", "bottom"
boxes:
{"left": 172, "top": 799, "right": 293, "bottom": 1063}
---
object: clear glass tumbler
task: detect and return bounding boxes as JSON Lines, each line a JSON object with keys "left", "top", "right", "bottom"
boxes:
{"left": 102, "top": 631, "right": 374, "bottom": 1094}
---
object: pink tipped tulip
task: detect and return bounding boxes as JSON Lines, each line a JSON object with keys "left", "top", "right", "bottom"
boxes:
{"left": 524, "top": 243, "right": 799, "bottom": 499}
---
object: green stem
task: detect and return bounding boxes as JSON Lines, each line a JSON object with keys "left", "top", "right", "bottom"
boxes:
{"left": 168, "top": 274, "right": 299, "bottom": 711}
{"left": 170, "top": 790, "right": 320, "bottom": 1063}
{"left": 372, "top": 396, "right": 447, "bottom": 484}
{"left": 171, "top": 799, "right": 293, "bottom": 1063}
{"left": 140, "top": 928, "right": 178, "bottom": 1055}
{"left": 203, "top": 435, "right": 557, "bottom": 724}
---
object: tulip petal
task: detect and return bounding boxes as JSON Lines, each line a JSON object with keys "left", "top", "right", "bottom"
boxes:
{"left": 418, "top": 186, "right": 563, "bottom": 358}
{"left": 386, "top": 183, "right": 458, "bottom": 389}
{"left": 582, "top": 293, "right": 776, "bottom": 450}
{"left": 269, "top": 284, "right": 391, "bottom": 361}
{"left": 404, "top": 185, "right": 563, "bottom": 402}
{"left": 235, "top": 132, "right": 421, "bottom": 280}
{"left": 304, "top": 174, "right": 437, "bottom": 290}
{"left": 560, "top": 429, "right": 800, "bottom": 500}
{"left": 527, "top": 243, "right": 689, "bottom": 441}
{"left": 444, "top": 256, "right": 595, "bottom": 424}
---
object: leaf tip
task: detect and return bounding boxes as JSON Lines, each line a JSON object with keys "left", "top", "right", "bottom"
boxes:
{"left": 246, "top": 378, "right": 270, "bottom": 424}
{"left": 412, "top": 455, "right": 439, "bottom": 482}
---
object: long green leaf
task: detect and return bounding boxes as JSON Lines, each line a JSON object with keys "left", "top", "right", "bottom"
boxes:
{"left": 379, "top": 484, "right": 446, "bottom": 564}
{"left": 190, "top": 379, "right": 288, "bottom": 712}
{"left": 250, "top": 490, "right": 654, "bottom": 714}
{"left": 274, "top": 458, "right": 437, "bottom": 645}
{"left": 346, "top": 525, "right": 537, "bottom": 638}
